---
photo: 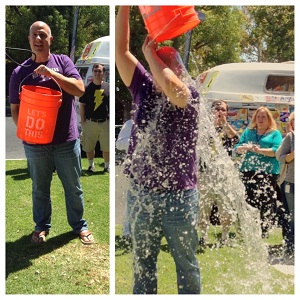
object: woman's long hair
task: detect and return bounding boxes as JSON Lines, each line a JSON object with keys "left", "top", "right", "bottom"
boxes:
{"left": 249, "top": 106, "right": 278, "bottom": 130}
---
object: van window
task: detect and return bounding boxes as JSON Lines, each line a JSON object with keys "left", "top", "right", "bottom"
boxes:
{"left": 265, "top": 75, "right": 294, "bottom": 93}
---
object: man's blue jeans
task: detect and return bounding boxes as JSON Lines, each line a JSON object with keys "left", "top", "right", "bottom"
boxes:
{"left": 127, "top": 182, "right": 201, "bottom": 294}
{"left": 24, "top": 139, "right": 88, "bottom": 234}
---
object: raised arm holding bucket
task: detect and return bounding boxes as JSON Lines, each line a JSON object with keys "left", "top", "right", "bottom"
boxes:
{"left": 9, "top": 21, "right": 94, "bottom": 245}
{"left": 116, "top": 6, "right": 191, "bottom": 108}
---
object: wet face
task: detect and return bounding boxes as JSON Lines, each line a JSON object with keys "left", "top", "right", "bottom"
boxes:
{"left": 28, "top": 22, "right": 52, "bottom": 56}
{"left": 256, "top": 110, "right": 269, "bottom": 129}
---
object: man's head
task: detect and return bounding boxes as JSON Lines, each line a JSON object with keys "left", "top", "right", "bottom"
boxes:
{"left": 28, "top": 21, "right": 53, "bottom": 60}
{"left": 92, "top": 64, "right": 105, "bottom": 82}
{"left": 211, "top": 100, "right": 228, "bottom": 114}
{"left": 156, "top": 46, "right": 185, "bottom": 77}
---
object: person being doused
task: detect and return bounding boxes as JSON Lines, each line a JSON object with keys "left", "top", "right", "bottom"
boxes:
{"left": 116, "top": 6, "right": 201, "bottom": 295}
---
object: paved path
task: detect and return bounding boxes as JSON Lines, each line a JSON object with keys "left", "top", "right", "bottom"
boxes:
{"left": 272, "top": 264, "right": 294, "bottom": 275}
{"left": 6, "top": 116, "right": 26, "bottom": 160}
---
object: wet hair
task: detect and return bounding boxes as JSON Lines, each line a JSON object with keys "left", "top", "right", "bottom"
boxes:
{"left": 92, "top": 64, "right": 105, "bottom": 72}
{"left": 211, "top": 100, "right": 228, "bottom": 111}
{"left": 249, "top": 106, "right": 277, "bottom": 130}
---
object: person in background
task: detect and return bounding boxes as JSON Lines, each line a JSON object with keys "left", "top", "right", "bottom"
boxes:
{"left": 276, "top": 112, "right": 294, "bottom": 259}
{"left": 9, "top": 21, "right": 94, "bottom": 244}
{"left": 235, "top": 106, "right": 282, "bottom": 238}
{"left": 198, "top": 100, "right": 239, "bottom": 246}
{"left": 116, "top": 6, "right": 201, "bottom": 294}
{"left": 79, "top": 63, "right": 110, "bottom": 173}
{"left": 116, "top": 118, "right": 133, "bottom": 240}
{"left": 116, "top": 118, "right": 133, "bottom": 153}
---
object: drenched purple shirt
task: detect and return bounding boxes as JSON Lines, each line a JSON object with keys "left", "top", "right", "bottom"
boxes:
{"left": 124, "top": 62, "right": 199, "bottom": 191}
{"left": 9, "top": 54, "right": 81, "bottom": 145}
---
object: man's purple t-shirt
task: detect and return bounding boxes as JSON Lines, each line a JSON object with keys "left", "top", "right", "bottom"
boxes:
{"left": 124, "top": 62, "right": 199, "bottom": 191}
{"left": 9, "top": 54, "right": 81, "bottom": 145}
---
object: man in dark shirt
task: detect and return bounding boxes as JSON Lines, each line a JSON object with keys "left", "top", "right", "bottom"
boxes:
{"left": 79, "top": 64, "right": 110, "bottom": 172}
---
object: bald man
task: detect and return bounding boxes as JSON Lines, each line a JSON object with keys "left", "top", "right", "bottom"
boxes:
{"left": 9, "top": 21, "right": 94, "bottom": 245}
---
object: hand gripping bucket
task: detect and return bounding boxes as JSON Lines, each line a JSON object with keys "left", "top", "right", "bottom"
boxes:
{"left": 17, "top": 77, "right": 62, "bottom": 144}
{"left": 139, "top": 6, "right": 200, "bottom": 42}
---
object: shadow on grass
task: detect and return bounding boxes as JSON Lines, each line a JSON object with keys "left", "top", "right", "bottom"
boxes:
{"left": 81, "top": 164, "right": 109, "bottom": 176}
{"left": 6, "top": 231, "right": 77, "bottom": 279}
{"left": 5, "top": 168, "right": 30, "bottom": 180}
{"left": 81, "top": 170, "right": 108, "bottom": 176}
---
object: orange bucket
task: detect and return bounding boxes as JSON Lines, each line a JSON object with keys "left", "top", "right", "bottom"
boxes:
{"left": 139, "top": 6, "right": 200, "bottom": 42}
{"left": 17, "top": 85, "right": 62, "bottom": 144}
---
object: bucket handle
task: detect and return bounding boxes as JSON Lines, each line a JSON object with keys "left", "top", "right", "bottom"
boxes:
{"left": 19, "top": 72, "right": 62, "bottom": 94}
{"left": 150, "top": 12, "right": 181, "bottom": 42}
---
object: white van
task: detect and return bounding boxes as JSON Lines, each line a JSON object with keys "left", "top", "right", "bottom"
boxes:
{"left": 75, "top": 36, "right": 110, "bottom": 133}
{"left": 198, "top": 62, "right": 294, "bottom": 135}
{"left": 75, "top": 36, "right": 110, "bottom": 85}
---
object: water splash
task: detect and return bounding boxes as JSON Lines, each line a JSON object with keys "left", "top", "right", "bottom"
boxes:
{"left": 194, "top": 64, "right": 292, "bottom": 293}
{"left": 119, "top": 55, "right": 293, "bottom": 293}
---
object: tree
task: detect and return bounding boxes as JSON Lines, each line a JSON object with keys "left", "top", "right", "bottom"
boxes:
{"left": 5, "top": 6, "right": 109, "bottom": 96}
{"left": 242, "top": 6, "right": 294, "bottom": 62}
{"left": 6, "top": 6, "right": 109, "bottom": 60}
{"left": 185, "top": 6, "right": 247, "bottom": 76}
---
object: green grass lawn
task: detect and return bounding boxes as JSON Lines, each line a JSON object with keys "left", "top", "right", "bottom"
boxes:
{"left": 6, "top": 158, "right": 109, "bottom": 294}
{"left": 115, "top": 224, "right": 294, "bottom": 294}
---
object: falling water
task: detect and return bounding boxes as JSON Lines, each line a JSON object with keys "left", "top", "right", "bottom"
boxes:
{"left": 196, "top": 92, "right": 271, "bottom": 293}
{"left": 117, "top": 53, "right": 293, "bottom": 294}
{"left": 191, "top": 55, "right": 293, "bottom": 292}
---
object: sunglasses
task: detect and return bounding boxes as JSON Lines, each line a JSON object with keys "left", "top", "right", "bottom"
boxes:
{"left": 93, "top": 70, "right": 103, "bottom": 73}
{"left": 213, "top": 107, "right": 227, "bottom": 112}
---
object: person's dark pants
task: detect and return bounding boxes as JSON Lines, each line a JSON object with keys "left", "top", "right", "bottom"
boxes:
{"left": 276, "top": 182, "right": 290, "bottom": 245}
{"left": 241, "top": 171, "right": 278, "bottom": 236}
{"left": 284, "top": 182, "right": 294, "bottom": 254}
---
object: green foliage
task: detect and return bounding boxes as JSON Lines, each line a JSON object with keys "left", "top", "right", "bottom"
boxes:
{"left": 5, "top": 6, "right": 109, "bottom": 58}
{"left": 187, "top": 6, "right": 246, "bottom": 76}
{"left": 76, "top": 6, "right": 110, "bottom": 57}
{"left": 5, "top": 5, "right": 109, "bottom": 103}
{"left": 243, "top": 6, "right": 294, "bottom": 62}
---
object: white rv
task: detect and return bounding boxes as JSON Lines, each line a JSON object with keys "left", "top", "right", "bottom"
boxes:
{"left": 198, "top": 62, "right": 294, "bottom": 135}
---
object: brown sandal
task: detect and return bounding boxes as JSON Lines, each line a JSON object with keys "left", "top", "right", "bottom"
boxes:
{"left": 79, "top": 230, "right": 94, "bottom": 245}
{"left": 31, "top": 230, "right": 49, "bottom": 244}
